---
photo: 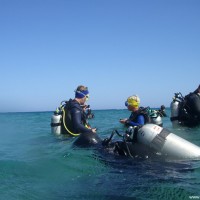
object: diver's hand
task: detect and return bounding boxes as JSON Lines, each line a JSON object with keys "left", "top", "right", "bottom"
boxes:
{"left": 119, "top": 118, "right": 127, "bottom": 124}
{"left": 91, "top": 128, "right": 97, "bottom": 133}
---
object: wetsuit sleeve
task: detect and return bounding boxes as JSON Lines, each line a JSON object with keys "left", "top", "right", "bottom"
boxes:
{"left": 126, "top": 115, "right": 145, "bottom": 126}
{"left": 158, "top": 110, "right": 167, "bottom": 117}
{"left": 163, "top": 112, "right": 167, "bottom": 117}
{"left": 71, "top": 107, "right": 92, "bottom": 134}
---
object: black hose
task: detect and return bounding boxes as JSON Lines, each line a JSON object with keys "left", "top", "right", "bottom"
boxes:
{"left": 123, "top": 135, "right": 134, "bottom": 158}
{"left": 114, "top": 130, "right": 124, "bottom": 137}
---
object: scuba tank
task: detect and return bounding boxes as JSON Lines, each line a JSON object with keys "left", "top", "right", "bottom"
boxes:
{"left": 137, "top": 124, "right": 200, "bottom": 159}
{"left": 50, "top": 101, "right": 67, "bottom": 135}
{"left": 148, "top": 109, "right": 163, "bottom": 127}
{"left": 51, "top": 107, "right": 62, "bottom": 135}
{"left": 150, "top": 115, "right": 162, "bottom": 127}
{"left": 170, "top": 93, "right": 184, "bottom": 127}
{"left": 144, "top": 107, "right": 163, "bottom": 127}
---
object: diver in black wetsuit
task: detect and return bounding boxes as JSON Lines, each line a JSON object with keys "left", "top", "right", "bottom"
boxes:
{"left": 157, "top": 105, "right": 167, "bottom": 117}
{"left": 172, "top": 84, "right": 200, "bottom": 127}
{"left": 62, "top": 85, "right": 97, "bottom": 135}
{"left": 85, "top": 105, "right": 95, "bottom": 119}
{"left": 183, "top": 84, "right": 200, "bottom": 126}
{"left": 194, "top": 84, "right": 200, "bottom": 95}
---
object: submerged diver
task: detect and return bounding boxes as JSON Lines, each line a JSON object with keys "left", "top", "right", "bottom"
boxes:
{"left": 157, "top": 105, "right": 167, "bottom": 117}
{"left": 61, "top": 85, "right": 97, "bottom": 136}
{"left": 119, "top": 95, "right": 150, "bottom": 127}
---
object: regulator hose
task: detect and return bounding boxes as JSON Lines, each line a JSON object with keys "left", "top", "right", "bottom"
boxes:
{"left": 62, "top": 107, "right": 80, "bottom": 137}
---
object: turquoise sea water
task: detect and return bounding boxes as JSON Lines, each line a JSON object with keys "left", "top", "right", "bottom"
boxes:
{"left": 0, "top": 109, "right": 200, "bottom": 200}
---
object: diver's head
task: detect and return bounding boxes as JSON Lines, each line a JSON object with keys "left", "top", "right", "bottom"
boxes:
{"left": 161, "top": 105, "right": 165, "bottom": 110}
{"left": 125, "top": 95, "right": 140, "bottom": 111}
{"left": 75, "top": 85, "right": 89, "bottom": 105}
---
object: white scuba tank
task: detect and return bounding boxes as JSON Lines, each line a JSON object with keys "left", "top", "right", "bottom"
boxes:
{"left": 51, "top": 113, "right": 62, "bottom": 135}
{"left": 148, "top": 109, "right": 163, "bottom": 127}
{"left": 170, "top": 100, "right": 180, "bottom": 127}
{"left": 150, "top": 115, "right": 163, "bottom": 127}
{"left": 137, "top": 124, "right": 200, "bottom": 159}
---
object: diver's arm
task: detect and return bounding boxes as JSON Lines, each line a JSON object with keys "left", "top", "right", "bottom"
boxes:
{"left": 119, "top": 118, "right": 128, "bottom": 124}
{"left": 162, "top": 112, "right": 167, "bottom": 117}
{"left": 126, "top": 115, "right": 145, "bottom": 126}
{"left": 158, "top": 110, "right": 167, "bottom": 117}
{"left": 71, "top": 107, "right": 93, "bottom": 134}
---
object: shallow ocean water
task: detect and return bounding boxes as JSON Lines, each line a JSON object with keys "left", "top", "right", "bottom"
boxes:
{"left": 0, "top": 109, "right": 200, "bottom": 200}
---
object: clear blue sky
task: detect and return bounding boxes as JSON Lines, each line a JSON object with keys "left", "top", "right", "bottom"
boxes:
{"left": 0, "top": 0, "right": 199, "bottom": 112}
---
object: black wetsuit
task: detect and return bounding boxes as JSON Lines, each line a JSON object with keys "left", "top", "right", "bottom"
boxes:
{"left": 179, "top": 91, "right": 200, "bottom": 127}
{"left": 62, "top": 99, "right": 93, "bottom": 134}
{"left": 157, "top": 109, "right": 167, "bottom": 117}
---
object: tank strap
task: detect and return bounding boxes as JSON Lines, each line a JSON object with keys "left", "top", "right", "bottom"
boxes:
{"left": 51, "top": 122, "right": 61, "bottom": 127}
{"left": 150, "top": 129, "right": 170, "bottom": 151}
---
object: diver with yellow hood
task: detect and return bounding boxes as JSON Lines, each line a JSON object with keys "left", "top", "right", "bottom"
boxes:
{"left": 119, "top": 95, "right": 150, "bottom": 127}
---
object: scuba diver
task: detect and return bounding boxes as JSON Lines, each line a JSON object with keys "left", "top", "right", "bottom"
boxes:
{"left": 170, "top": 84, "right": 200, "bottom": 127}
{"left": 194, "top": 84, "right": 200, "bottom": 95}
{"left": 119, "top": 95, "right": 162, "bottom": 127}
{"left": 85, "top": 105, "right": 95, "bottom": 119}
{"left": 157, "top": 105, "right": 167, "bottom": 117}
{"left": 119, "top": 95, "right": 149, "bottom": 127}
{"left": 62, "top": 85, "right": 97, "bottom": 135}
{"left": 51, "top": 85, "right": 98, "bottom": 138}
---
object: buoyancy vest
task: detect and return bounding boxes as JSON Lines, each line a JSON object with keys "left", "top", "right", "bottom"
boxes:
{"left": 61, "top": 99, "right": 89, "bottom": 136}
{"left": 129, "top": 107, "right": 151, "bottom": 124}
